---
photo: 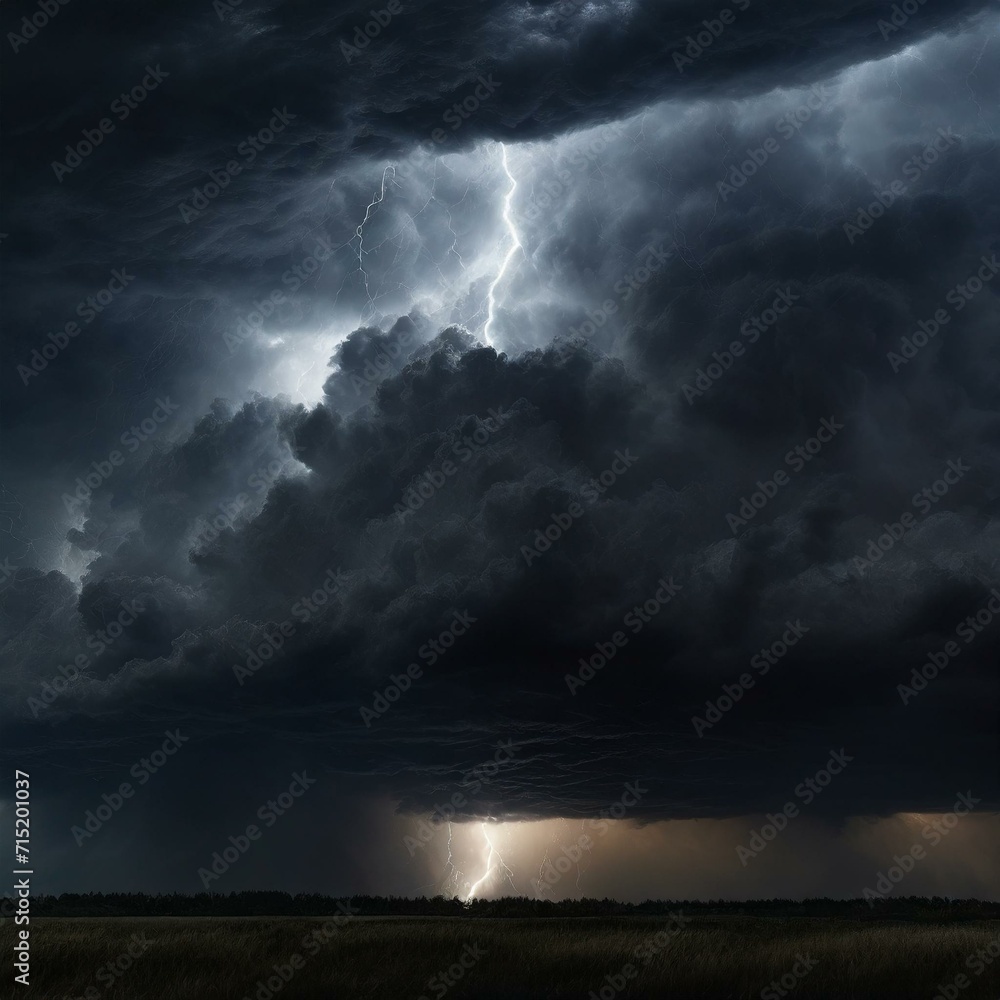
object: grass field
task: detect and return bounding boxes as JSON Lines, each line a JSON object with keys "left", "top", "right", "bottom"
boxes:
{"left": 4, "top": 915, "right": 999, "bottom": 999}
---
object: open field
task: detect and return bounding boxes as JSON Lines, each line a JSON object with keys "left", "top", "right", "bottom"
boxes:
{"left": 5, "top": 915, "right": 999, "bottom": 999}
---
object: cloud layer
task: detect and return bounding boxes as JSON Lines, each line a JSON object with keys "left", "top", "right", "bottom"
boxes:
{"left": 1, "top": 0, "right": 997, "bottom": 896}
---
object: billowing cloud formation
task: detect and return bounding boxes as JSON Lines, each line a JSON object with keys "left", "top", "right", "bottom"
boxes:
{"left": 1, "top": 1, "right": 997, "bottom": 897}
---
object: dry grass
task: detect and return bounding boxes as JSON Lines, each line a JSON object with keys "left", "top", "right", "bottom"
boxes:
{"left": 4, "top": 915, "right": 999, "bottom": 999}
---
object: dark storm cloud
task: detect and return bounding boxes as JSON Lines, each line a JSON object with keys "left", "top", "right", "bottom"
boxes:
{"left": 1, "top": 0, "right": 998, "bottom": 896}
{"left": 4, "top": 316, "right": 997, "bottom": 824}
{"left": 2, "top": 0, "right": 995, "bottom": 535}
{"left": 3, "top": 0, "right": 995, "bottom": 361}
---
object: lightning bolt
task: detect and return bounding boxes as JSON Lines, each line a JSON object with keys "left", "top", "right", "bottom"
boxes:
{"left": 575, "top": 818, "right": 587, "bottom": 891}
{"left": 536, "top": 847, "right": 552, "bottom": 897}
{"left": 482, "top": 142, "right": 522, "bottom": 346}
{"left": 465, "top": 821, "right": 517, "bottom": 899}
{"left": 442, "top": 821, "right": 468, "bottom": 898}
{"left": 355, "top": 165, "right": 396, "bottom": 323}
{"left": 291, "top": 359, "right": 316, "bottom": 403}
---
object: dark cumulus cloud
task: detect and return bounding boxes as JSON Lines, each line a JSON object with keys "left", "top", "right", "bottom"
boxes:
{"left": 0, "top": 0, "right": 998, "bottom": 896}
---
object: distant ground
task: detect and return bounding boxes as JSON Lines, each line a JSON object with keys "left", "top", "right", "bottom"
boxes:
{"left": 5, "top": 914, "right": 999, "bottom": 999}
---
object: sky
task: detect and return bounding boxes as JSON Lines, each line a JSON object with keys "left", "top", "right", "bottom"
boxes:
{"left": 0, "top": 0, "right": 998, "bottom": 903}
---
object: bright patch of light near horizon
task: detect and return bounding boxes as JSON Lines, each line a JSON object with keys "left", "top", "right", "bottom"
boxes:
{"left": 430, "top": 818, "right": 589, "bottom": 901}
{"left": 465, "top": 821, "right": 518, "bottom": 900}
{"left": 482, "top": 142, "right": 523, "bottom": 346}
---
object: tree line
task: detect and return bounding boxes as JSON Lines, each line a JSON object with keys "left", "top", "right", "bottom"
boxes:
{"left": 16, "top": 892, "right": 998, "bottom": 919}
